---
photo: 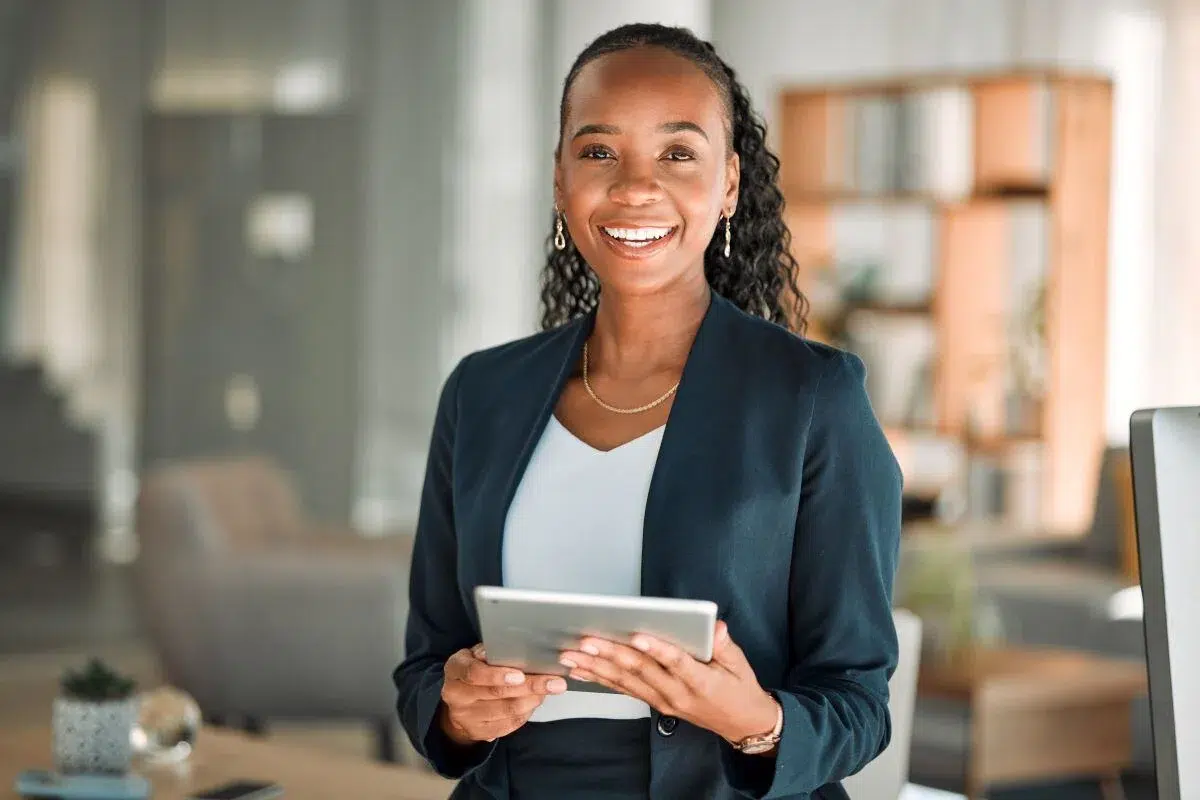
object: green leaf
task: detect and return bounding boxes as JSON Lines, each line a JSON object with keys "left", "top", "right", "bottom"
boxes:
{"left": 60, "top": 657, "right": 136, "bottom": 701}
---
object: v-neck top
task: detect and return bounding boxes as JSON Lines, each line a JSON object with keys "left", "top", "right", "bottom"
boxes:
{"left": 502, "top": 415, "right": 665, "bottom": 721}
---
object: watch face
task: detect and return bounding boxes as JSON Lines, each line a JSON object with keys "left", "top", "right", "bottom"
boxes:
{"left": 739, "top": 739, "right": 775, "bottom": 755}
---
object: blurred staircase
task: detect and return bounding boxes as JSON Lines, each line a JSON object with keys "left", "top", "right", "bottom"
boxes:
{"left": 0, "top": 361, "right": 98, "bottom": 566}
{"left": 0, "top": 5, "right": 96, "bottom": 566}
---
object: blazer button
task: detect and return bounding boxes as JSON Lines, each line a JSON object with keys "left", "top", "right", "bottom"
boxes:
{"left": 656, "top": 715, "right": 679, "bottom": 737}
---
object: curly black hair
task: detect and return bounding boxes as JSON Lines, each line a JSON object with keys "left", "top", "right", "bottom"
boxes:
{"left": 540, "top": 22, "right": 808, "bottom": 334}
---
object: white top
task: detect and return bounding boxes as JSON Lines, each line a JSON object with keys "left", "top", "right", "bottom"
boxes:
{"left": 502, "top": 415, "right": 664, "bottom": 722}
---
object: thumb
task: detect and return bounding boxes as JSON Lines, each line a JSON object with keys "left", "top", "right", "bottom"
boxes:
{"left": 712, "top": 621, "right": 747, "bottom": 671}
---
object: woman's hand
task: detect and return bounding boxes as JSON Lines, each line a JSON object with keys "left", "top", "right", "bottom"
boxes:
{"left": 558, "top": 621, "right": 780, "bottom": 747}
{"left": 439, "top": 644, "right": 568, "bottom": 746}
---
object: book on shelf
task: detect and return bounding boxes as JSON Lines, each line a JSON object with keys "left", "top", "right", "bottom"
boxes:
{"left": 906, "top": 87, "right": 974, "bottom": 199}
{"left": 827, "top": 88, "right": 975, "bottom": 198}
{"left": 852, "top": 94, "right": 898, "bottom": 196}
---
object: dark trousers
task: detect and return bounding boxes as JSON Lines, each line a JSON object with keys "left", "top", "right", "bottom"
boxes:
{"left": 451, "top": 718, "right": 651, "bottom": 799}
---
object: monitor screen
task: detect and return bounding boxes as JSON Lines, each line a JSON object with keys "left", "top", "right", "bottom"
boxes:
{"left": 1130, "top": 406, "right": 1200, "bottom": 800}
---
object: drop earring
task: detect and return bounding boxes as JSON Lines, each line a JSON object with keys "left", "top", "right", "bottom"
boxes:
{"left": 554, "top": 208, "right": 567, "bottom": 251}
{"left": 723, "top": 214, "right": 732, "bottom": 258}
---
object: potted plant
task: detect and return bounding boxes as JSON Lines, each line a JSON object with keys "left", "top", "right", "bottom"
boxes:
{"left": 53, "top": 658, "right": 138, "bottom": 774}
{"left": 895, "top": 535, "right": 976, "bottom": 665}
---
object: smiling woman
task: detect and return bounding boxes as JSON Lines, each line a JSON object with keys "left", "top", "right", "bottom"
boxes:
{"left": 541, "top": 27, "right": 805, "bottom": 333}
{"left": 393, "top": 22, "right": 903, "bottom": 800}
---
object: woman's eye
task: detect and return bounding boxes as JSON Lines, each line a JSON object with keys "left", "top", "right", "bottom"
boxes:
{"left": 580, "top": 146, "right": 613, "bottom": 160}
{"left": 663, "top": 149, "right": 696, "bottom": 162}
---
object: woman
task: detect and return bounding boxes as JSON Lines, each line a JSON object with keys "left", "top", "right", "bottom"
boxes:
{"left": 394, "top": 22, "right": 902, "bottom": 800}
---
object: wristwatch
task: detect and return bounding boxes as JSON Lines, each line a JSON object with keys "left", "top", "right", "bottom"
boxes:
{"left": 732, "top": 694, "right": 784, "bottom": 754}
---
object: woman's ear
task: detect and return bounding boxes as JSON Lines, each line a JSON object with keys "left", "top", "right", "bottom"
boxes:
{"left": 553, "top": 158, "right": 564, "bottom": 210}
{"left": 724, "top": 152, "right": 741, "bottom": 216}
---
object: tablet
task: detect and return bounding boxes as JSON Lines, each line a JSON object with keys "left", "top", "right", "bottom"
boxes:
{"left": 474, "top": 585, "right": 718, "bottom": 693}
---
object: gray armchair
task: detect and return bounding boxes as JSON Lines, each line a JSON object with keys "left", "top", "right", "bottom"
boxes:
{"left": 130, "top": 456, "right": 413, "bottom": 761}
{"left": 844, "top": 609, "right": 924, "bottom": 800}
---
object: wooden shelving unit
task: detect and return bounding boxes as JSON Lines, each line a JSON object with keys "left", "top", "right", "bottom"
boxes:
{"left": 779, "top": 70, "right": 1112, "bottom": 533}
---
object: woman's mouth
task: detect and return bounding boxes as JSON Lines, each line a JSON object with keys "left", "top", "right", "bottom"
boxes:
{"left": 599, "top": 225, "right": 677, "bottom": 257}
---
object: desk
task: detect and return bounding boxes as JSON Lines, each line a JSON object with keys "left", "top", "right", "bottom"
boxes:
{"left": 1, "top": 725, "right": 975, "bottom": 799}
{"left": 1, "top": 726, "right": 455, "bottom": 800}
{"left": 918, "top": 647, "right": 1148, "bottom": 799}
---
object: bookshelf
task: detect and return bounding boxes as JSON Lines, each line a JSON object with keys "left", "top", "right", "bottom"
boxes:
{"left": 779, "top": 71, "right": 1112, "bottom": 533}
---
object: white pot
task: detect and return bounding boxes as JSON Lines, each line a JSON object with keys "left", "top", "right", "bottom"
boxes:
{"left": 52, "top": 696, "right": 137, "bottom": 774}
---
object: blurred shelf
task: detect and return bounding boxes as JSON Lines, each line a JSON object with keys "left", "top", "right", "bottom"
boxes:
{"left": 781, "top": 71, "right": 1112, "bottom": 532}
{"left": 884, "top": 424, "right": 939, "bottom": 436}
{"left": 784, "top": 187, "right": 1049, "bottom": 206}
{"left": 903, "top": 517, "right": 1084, "bottom": 546}
{"left": 963, "top": 434, "right": 1044, "bottom": 456}
{"left": 777, "top": 66, "right": 1112, "bottom": 97}
{"left": 847, "top": 301, "right": 933, "bottom": 317}
{"left": 784, "top": 189, "right": 957, "bottom": 206}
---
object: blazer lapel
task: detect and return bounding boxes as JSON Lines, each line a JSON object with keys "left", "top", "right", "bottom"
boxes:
{"left": 469, "top": 314, "right": 593, "bottom": 595}
{"left": 640, "top": 291, "right": 747, "bottom": 600}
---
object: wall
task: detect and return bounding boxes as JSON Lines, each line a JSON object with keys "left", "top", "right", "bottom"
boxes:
{"left": 1153, "top": 0, "right": 1200, "bottom": 409}
{"left": 141, "top": 0, "right": 370, "bottom": 523}
{"left": 445, "top": 0, "right": 543, "bottom": 370}
{"left": 353, "top": 0, "right": 465, "bottom": 532}
{"left": 550, "top": 0, "right": 712, "bottom": 91}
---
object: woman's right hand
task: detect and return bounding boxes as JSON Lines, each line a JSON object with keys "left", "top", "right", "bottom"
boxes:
{"left": 439, "top": 644, "right": 568, "bottom": 745}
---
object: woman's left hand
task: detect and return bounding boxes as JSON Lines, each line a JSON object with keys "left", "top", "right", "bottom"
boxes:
{"left": 559, "top": 620, "right": 780, "bottom": 747}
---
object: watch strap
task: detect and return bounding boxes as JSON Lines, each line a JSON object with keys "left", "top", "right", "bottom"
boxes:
{"left": 733, "top": 694, "right": 783, "bottom": 753}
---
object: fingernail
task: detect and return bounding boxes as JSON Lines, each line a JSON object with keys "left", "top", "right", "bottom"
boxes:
{"left": 504, "top": 671, "right": 525, "bottom": 685}
{"left": 631, "top": 636, "right": 650, "bottom": 652}
{"left": 581, "top": 643, "right": 600, "bottom": 656}
{"left": 559, "top": 656, "right": 577, "bottom": 669}
{"left": 547, "top": 678, "right": 567, "bottom": 693}
{"left": 571, "top": 672, "right": 591, "bottom": 683}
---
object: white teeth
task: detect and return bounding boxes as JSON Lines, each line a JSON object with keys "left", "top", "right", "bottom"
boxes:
{"left": 602, "top": 226, "right": 672, "bottom": 242}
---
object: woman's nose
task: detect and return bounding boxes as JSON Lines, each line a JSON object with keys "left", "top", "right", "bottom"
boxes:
{"left": 608, "top": 161, "right": 664, "bottom": 206}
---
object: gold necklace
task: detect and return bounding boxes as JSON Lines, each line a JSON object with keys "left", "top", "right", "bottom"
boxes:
{"left": 581, "top": 341, "right": 681, "bottom": 415}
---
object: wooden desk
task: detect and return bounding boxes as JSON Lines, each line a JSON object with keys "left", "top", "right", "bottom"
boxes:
{"left": 919, "top": 647, "right": 1148, "bottom": 800}
{"left": 1, "top": 726, "right": 455, "bottom": 800}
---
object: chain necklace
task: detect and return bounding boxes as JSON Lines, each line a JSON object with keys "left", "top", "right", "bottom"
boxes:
{"left": 581, "top": 341, "right": 681, "bottom": 415}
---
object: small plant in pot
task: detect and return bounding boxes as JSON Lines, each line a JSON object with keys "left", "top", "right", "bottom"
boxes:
{"left": 53, "top": 658, "right": 138, "bottom": 774}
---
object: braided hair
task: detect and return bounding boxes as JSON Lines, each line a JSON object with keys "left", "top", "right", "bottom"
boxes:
{"left": 540, "top": 22, "right": 808, "bottom": 334}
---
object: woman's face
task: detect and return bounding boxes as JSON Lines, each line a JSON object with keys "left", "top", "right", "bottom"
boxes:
{"left": 556, "top": 47, "right": 740, "bottom": 298}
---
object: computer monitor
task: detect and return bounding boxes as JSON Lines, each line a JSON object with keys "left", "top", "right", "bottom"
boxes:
{"left": 1130, "top": 406, "right": 1200, "bottom": 800}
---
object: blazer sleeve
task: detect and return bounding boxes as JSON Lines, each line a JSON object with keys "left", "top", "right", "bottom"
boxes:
{"left": 724, "top": 350, "right": 903, "bottom": 798}
{"left": 392, "top": 354, "right": 498, "bottom": 778}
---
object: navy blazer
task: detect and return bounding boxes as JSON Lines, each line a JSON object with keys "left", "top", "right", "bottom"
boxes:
{"left": 394, "top": 290, "right": 903, "bottom": 799}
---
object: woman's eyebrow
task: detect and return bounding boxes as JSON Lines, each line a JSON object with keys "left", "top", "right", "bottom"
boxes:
{"left": 571, "top": 123, "right": 620, "bottom": 140}
{"left": 659, "top": 120, "right": 709, "bottom": 140}
{"left": 570, "top": 121, "right": 710, "bottom": 141}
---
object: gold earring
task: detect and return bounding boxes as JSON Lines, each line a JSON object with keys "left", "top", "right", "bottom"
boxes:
{"left": 554, "top": 208, "right": 567, "bottom": 251}
{"left": 723, "top": 214, "right": 732, "bottom": 258}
